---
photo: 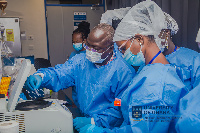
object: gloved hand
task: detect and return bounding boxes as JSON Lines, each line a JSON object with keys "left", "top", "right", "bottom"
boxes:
{"left": 73, "top": 117, "right": 91, "bottom": 131}
{"left": 79, "top": 124, "right": 105, "bottom": 133}
{"left": 19, "top": 93, "right": 27, "bottom": 100}
{"left": 24, "top": 75, "right": 42, "bottom": 91}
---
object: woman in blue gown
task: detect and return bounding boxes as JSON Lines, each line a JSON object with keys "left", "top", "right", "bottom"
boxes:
{"left": 78, "top": 1, "right": 185, "bottom": 132}
{"left": 158, "top": 13, "right": 200, "bottom": 133}
{"left": 69, "top": 21, "right": 90, "bottom": 59}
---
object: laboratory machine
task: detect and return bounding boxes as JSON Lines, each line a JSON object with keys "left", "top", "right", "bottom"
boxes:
{"left": 0, "top": 59, "right": 73, "bottom": 133}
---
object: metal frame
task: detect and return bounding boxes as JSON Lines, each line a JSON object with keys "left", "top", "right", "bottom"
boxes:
{"left": 46, "top": 4, "right": 104, "bottom": 7}
{"left": 44, "top": 0, "right": 50, "bottom": 60}
{"left": 44, "top": 0, "right": 105, "bottom": 60}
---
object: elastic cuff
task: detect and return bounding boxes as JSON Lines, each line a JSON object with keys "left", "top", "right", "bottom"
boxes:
{"left": 34, "top": 73, "right": 44, "bottom": 79}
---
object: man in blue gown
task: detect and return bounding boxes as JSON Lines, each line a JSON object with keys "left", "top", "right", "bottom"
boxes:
{"left": 24, "top": 23, "right": 135, "bottom": 129}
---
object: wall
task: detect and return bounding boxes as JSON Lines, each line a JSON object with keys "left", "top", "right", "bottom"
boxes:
{"left": 2, "top": 0, "right": 48, "bottom": 59}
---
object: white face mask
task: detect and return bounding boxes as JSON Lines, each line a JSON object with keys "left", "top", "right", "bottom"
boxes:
{"left": 86, "top": 46, "right": 111, "bottom": 63}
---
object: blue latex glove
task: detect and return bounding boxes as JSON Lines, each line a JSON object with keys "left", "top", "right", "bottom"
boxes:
{"left": 24, "top": 75, "right": 42, "bottom": 91}
{"left": 18, "top": 93, "right": 27, "bottom": 100}
{"left": 73, "top": 117, "right": 91, "bottom": 131}
{"left": 79, "top": 124, "right": 105, "bottom": 133}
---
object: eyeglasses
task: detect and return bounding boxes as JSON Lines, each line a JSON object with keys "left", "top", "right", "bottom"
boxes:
{"left": 118, "top": 37, "right": 136, "bottom": 53}
{"left": 84, "top": 44, "right": 112, "bottom": 53}
{"left": 84, "top": 45, "right": 98, "bottom": 52}
{"left": 119, "top": 39, "right": 129, "bottom": 49}
{"left": 118, "top": 39, "right": 129, "bottom": 53}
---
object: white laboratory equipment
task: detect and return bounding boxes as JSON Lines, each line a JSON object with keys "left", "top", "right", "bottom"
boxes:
{"left": 0, "top": 18, "right": 22, "bottom": 56}
{"left": 0, "top": 59, "right": 73, "bottom": 133}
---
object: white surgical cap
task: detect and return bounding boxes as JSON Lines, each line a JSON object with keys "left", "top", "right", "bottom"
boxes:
{"left": 100, "top": 7, "right": 131, "bottom": 25}
{"left": 164, "top": 12, "right": 179, "bottom": 35}
{"left": 196, "top": 28, "right": 200, "bottom": 43}
{"left": 113, "top": 0, "right": 167, "bottom": 50}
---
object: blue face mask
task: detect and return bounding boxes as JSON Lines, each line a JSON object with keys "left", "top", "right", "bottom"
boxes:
{"left": 73, "top": 43, "right": 84, "bottom": 51}
{"left": 122, "top": 40, "right": 145, "bottom": 66}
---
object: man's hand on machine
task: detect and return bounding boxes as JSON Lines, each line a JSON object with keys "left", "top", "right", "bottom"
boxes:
{"left": 24, "top": 75, "right": 42, "bottom": 91}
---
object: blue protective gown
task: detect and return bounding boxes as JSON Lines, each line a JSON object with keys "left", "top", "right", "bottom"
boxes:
{"left": 100, "top": 63, "right": 185, "bottom": 133}
{"left": 166, "top": 47, "right": 200, "bottom": 132}
{"left": 68, "top": 50, "right": 86, "bottom": 104}
{"left": 69, "top": 50, "right": 86, "bottom": 59}
{"left": 35, "top": 51, "right": 135, "bottom": 129}
{"left": 114, "top": 42, "right": 123, "bottom": 57}
{"left": 166, "top": 47, "right": 200, "bottom": 93}
{"left": 175, "top": 84, "right": 200, "bottom": 133}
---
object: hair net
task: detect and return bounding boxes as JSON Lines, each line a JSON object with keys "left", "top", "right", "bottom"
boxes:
{"left": 196, "top": 28, "right": 200, "bottom": 43}
{"left": 113, "top": 0, "right": 167, "bottom": 50}
{"left": 100, "top": 7, "right": 131, "bottom": 26}
{"left": 164, "top": 12, "right": 179, "bottom": 35}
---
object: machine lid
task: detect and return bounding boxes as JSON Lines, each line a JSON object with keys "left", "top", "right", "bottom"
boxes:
{"left": 15, "top": 98, "right": 52, "bottom": 111}
{"left": 7, "top": 59, "right": 32, "bottom": 112}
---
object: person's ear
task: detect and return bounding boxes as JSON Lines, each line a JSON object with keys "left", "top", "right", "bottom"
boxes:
{"left": 165, "top": 29, "right": 171, "bottom": 38}
{"left": 166, "top": 29, "right": 170, "bottom": 33}
{"left": 83, "top": 39, "right": 86, "bottom": 43}
{"left": 136, "top": 35, "right": 144, "bottom": 46}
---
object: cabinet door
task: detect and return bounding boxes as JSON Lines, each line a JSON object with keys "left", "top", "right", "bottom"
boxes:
{"left": 47, "top": 6, "right": 104, "bottom": 66}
